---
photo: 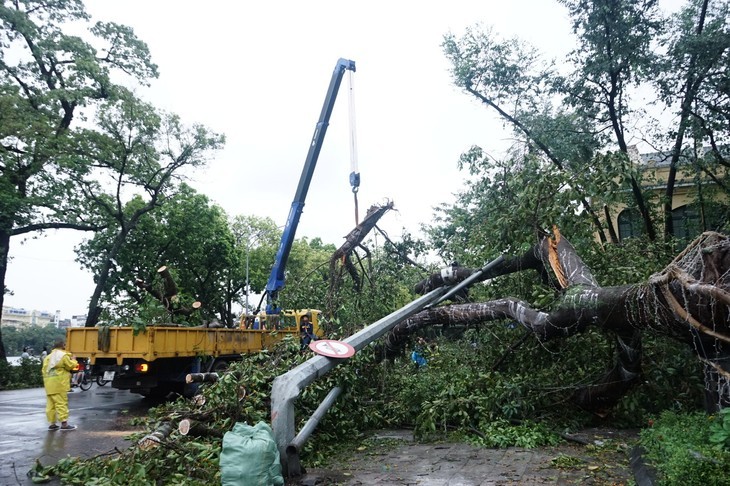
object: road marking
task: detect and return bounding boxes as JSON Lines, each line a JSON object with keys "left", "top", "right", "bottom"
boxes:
{"left": 0, "top": 448, "right": 23, "bottom": 455}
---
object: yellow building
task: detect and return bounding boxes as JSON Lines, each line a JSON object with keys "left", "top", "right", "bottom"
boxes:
{"left": 609, "top": 146, "right": 728, "bottom": 241}
{"left": 1, "top": 307, "right": 59, "bottom": 328}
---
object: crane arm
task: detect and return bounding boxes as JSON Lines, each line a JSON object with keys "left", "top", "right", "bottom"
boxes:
{"left": 264, "top": 58, "right": 356, "bottom": 314}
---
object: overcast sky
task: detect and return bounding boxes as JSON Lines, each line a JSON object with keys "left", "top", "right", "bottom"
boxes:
{"left": 5, "top": 1, "right": 587, "bottom": 318}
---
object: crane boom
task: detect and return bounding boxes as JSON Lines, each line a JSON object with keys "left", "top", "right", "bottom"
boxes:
{"left": 264, "top": 58, "right": 356, "bottom": 314}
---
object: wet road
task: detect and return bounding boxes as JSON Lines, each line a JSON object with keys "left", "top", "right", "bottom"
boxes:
{"left": 0, "top": 385, "right": 150, "bottom": 486}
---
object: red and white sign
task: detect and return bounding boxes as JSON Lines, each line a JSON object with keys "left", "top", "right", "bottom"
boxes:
{"left": 309, "top": 339, "right": 356, "bottom": 358}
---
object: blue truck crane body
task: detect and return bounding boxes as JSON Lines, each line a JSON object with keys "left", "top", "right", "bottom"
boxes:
{"left": 265, "top": 58, "right": 356, "bottom": 314}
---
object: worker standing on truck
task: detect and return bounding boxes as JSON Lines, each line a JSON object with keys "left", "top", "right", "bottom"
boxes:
{"left": 300, "top": 313, "right": 317, "bottom": 350}
{"left": 41, "top": 339, "right": 78, "bottom": 431}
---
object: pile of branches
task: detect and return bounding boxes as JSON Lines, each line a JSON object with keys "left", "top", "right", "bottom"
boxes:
{"left": 36, "top": 339, "right": 308, "bottom": 485}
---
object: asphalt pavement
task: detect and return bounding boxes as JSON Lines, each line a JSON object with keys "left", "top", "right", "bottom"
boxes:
{"left": 0, "top": 386, "right": 148, "bottom": 486}
{"left": 1, "top": 387, "right": 651, "bottom": 486}
{"left": 298, "top": 429, "right": 645, "bottom": 486}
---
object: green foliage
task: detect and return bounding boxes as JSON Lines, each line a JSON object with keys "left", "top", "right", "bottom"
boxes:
{"left": 551, "top": 453, "right": 586, "bottom": 469}
{"left": 79, "top": 185, "right": 236, "bottom": 326}
{"left": 0, "top": 357, "right": 43, "bottom": 389}
{"left": 71, "top": 95, "right": 224, "bottom": 326}
{"left": 277, "top": 237, "right": 336, "bottom": 314}
{"left": 230, "top": 214, "right": 282, "bottom": 312}
{"left": 470, "top": 419, "right": 561, "bottom": 448}
{"left": 427, "top": 148, "right": 599, "bottom": 267}
{"left": 709, "top": 408, "right": 730, "bottom": 451}
{"left": 640, "top": 410, "right": 730, "bottom": 485}
{"left": 45, "top": 339, "right": 304, "bottom": 484}
{"left": 581, "top": 236, "right": 675, "bottom": 287}
{"left": 441, "top": 0, "right": 730, "bottom": 245}
{"left": 0, "top": 0, "right": 160, "bottom": 355}
{"left": 35, "top": 322, "right": 704, "bottom": 483}
{"left": 0, "top": 324, "right": 66, "bottom": 356}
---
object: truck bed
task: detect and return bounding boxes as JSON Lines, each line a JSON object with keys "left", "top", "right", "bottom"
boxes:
{"left": 67, "top": 326, "right": 296, "bottom": 365}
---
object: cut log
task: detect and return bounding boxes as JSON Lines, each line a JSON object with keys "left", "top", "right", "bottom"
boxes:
{"left": 138, "top": 422, "right": 173, "bottom": 450}
{"left": 134, "top": 278, "right": 164, "bottom": 303}
{"left": 157, "top": 265, "right": 178, "bottom": 299}
{"left": 178, "top": 419, "right": 223, "bottom": 438}
{"left": 185, "top": 372, "right": 219, "bottom": 384}
{"left": 174, "top": 301, "right": 203, "bottom": 317}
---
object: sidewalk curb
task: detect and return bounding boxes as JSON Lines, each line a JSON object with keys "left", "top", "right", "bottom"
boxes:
{"left": 630, "top": 445, "right": 658, "bottom": 486}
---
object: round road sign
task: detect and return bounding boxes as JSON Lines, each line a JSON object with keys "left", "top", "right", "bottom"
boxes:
{"left": 309, "top": 339, "right": 356, "bottom": 358}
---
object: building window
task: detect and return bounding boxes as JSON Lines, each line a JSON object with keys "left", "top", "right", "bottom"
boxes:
{"left": 618, "top": 208, "right": 644, "bottom": 241}
{"left": 701, "top": 203, "right": 729, "bottom": 234}
{"left": 672, "top": 203, "right": 729, "bottom": 241}
{"left": 671, "top": 205, "right": 700, "bottom": 241}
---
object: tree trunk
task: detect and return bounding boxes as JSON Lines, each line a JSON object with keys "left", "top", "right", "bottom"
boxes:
{"left": 138, "top": 422, "right": 173, "bottom": 449}
{"left": 86, "top": 228, "right": 130, "bottom": 327}
{"left": 186, "top": 372, "right": 219, "bottom": 384}
{"left": 663, "top": 0, "right": 710, "bottom": 239}
{"left": 388, "top": 229, "right": 730, "bottom": 411}
{"left": 0, "top": 230, "right": 10, "bottom": 361}
{"left": 178, "top": 419, "right": 223, "bottom": 438}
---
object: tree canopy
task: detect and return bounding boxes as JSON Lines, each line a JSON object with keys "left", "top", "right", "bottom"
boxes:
{"left": 440, "top": 0, "right": 730, "bottom": 246}
{"left": 0, "top": 0, "right": 159, "bottom": 358}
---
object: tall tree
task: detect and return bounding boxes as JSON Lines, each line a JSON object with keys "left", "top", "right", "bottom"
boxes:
{"left": 558, "top": 0, "right": 662, "bottom": 240}
{"left": 71, "top": 96, "right": 224, "bottom": 327}
{"left": 230, "top": 215, "right": 281, "bottom": 317}
{"left": 77, "top": 185, "right": 236, "bottom": 326}
{"left": 655, "top": 0, "right": 730, "bottom": 236}
{"left": 442, "top": 27, "right": 614, "bottom": 244}
{"left": 0, "top": 0, "right": 157, "bottom": 360}
{"left": 442, "top": 0, "right": 729, "bottom": 245}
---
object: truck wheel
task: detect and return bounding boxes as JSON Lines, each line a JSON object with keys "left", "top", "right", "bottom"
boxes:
{"left": 212, "top": 360, "right": 230, "bottom": 373}
{"left": 141, "top": 385, "right": 173, "bottom": 400}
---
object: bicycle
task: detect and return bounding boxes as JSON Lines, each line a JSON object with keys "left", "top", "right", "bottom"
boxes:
{"left": 71, "top": 360, "right": 93, "bottom": 392}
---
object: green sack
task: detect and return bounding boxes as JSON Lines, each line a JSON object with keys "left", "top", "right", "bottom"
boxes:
{"left": 220, "top": 421, "right": 284, "bottom": 486}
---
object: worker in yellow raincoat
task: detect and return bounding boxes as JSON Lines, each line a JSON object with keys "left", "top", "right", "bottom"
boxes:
{"left": 41, "top": 339, "right": 78, "bottom": 431}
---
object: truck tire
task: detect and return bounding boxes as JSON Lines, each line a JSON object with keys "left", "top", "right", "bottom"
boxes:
{"left": 141, "top": 384, "right": 176, "bottom": 400}
{"left": 211, "top": 359, "right": 230, "bottom": 373}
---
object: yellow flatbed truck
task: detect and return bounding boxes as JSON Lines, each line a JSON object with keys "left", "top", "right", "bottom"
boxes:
{"left": 66, "top": 310, "right": 320, "bottom": 398}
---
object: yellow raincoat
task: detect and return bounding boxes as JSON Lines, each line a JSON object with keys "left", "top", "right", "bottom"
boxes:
{"left": 42, "top": 348, "right": 77, "bottom": 423}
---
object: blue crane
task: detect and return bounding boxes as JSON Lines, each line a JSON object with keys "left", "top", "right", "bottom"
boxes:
{"left": 263, "top": 58, "right": 357, "bottom": 315}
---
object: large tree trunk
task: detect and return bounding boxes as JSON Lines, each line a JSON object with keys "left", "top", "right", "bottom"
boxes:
{"left": 0, "top": 230, "right": 10, "bottom": 361}
{"left": 86, "top": 228, "right": 130, "bottom": 327}
{"left": 387, "top": 229, "right": 730, "bottom": 412}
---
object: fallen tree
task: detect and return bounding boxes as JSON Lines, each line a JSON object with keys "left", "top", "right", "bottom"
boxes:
{"left": 326, "top": 201, "right": 394, "bottom": 315}
{"left": 385, "top": 228, "right": 730, "bottom": 413}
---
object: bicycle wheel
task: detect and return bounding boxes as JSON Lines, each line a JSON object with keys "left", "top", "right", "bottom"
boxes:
{"left": 79, "top": 376, "right": 93, "bottom": 391}
{"left": 96, "top": 375, "right": 109, "bottom": 386}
